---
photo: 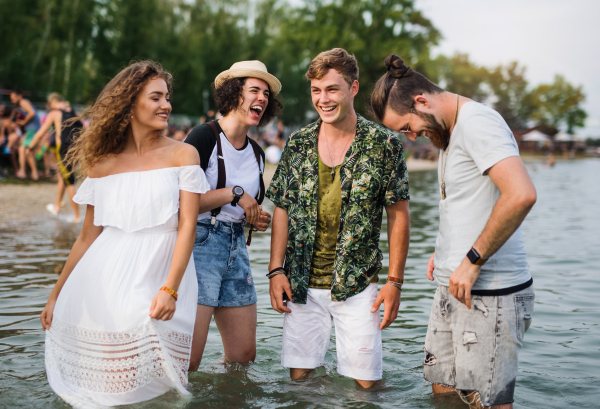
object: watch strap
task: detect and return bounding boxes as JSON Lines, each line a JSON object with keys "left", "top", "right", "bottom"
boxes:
{"left": 467, "top": 247, "right": 488, "bottom": 266}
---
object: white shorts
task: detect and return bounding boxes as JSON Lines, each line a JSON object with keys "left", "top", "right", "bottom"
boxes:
{"left": 281, "top": 283, "right": 382, "bottom": 381}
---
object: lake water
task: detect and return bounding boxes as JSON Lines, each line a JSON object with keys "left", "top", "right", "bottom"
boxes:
{"left": 1, "top": 159, "right": 599, "bottom": 408}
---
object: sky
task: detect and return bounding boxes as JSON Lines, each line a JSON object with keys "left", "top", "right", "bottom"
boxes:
{"left": 415, "top": 0, "right": 600, "bottom": 137}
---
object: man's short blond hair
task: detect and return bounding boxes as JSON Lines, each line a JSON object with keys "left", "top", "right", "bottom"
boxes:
{"left": 47, "top": 92, "right": 65, "bottom": 104}
{"left": 305, "top": 48, "right": 359, "bottom": 87}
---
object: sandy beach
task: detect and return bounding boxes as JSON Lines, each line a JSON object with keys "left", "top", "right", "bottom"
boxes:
{"left": 0, "top": 159, "right": 438, "bottom": 225}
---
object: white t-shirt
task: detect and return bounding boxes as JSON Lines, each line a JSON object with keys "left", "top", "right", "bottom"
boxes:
{"left": 185, "top": 122, "right": 264, "bottom": 223}
{"left": 433, "top": 101, "right": 531, "bottom": 290}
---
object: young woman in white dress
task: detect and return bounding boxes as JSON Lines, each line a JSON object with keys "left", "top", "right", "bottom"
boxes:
{"left": 39, "top": 61, "right": 209, "bottom": 408}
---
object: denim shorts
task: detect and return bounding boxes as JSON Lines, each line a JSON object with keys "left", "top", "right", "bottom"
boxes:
{"left": 423, "top": 285, "right": 535, "bottom": 407}
{"left": 192, "top": 219, "right": 257, "bottom": 307}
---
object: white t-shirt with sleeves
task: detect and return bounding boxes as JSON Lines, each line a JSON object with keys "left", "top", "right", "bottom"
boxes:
{"left": 185, "top": 122, "right": 264, "bottom": 223}
{"left": 433, "top": 101, "right": 531, "bottom": 290}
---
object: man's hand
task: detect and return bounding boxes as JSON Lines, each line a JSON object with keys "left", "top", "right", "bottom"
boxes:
{"left": 426, "top": 252, "right": 435, "bottom": 281}
{"left": 448, "top": 257, "right": 481, "bottom": 309}
{"left": 370, "top": 283, "right": 401, "bottom": 329}
{"left": 254, "top": 208, "right": 272, "bottom": 231}
{"left": 238, "top": 192, "right": 260, "bottom": 225}
{"left": 269, "top": 274, "right": 292, "bottom": 313}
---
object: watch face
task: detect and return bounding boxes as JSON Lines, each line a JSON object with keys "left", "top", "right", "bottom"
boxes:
{"left": 233, "top": 186, "right": 244, "bottom": 196}
{"left": 467, "top": 248, "right": 480, "bottom": 264}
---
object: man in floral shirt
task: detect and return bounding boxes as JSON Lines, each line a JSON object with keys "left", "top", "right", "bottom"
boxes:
{"left": 267, "top": 48, "right": 410, "bottom": 387}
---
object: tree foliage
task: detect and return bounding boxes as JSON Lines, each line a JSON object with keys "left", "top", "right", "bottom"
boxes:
{"left": 433, "top": 53, "right": 488, "bottom": 102}
{"left": 528, "top": 75, "right": 587, "bottom": 133}
{"left": 0, "top": 0, "right": 587, "bottom": 132}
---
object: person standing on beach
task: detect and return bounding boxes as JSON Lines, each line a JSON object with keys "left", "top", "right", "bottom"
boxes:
{"left": 372, "top": 54, "right": 537, "bottom": 409}
{"left": 10, "top": 87, "right": 41, "bottom": 180}
{"left": 184, "top": 61, "right": 280, "bottom": 370}
{"left": 267, "top": 48, "right": 410, "bottom": 388}
{"left": 29, "top": 92, "right": 82, "bottom": 222}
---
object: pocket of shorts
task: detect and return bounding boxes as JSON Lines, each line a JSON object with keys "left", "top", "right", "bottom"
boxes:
{"left": 195, "top": 224, "right": 212, "bottom": 246}
{"left": 515, "top": 294, "right": 534, "bottom": 342}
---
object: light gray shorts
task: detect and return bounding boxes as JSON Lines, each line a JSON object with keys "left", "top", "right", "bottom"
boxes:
{"left": 424, "top": 285, "right": 534, "bottom": 407}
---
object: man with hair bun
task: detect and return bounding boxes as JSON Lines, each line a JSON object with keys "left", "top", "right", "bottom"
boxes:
{"left": 267, "top": 48, "right": 410, "bottom": 387}
{"left": 372, "top": 54, "right": 537, "bottom": 408}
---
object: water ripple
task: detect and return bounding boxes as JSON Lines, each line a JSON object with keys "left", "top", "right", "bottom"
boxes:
{"left": 1, "top": 160, "right": 599, "bottom": 408}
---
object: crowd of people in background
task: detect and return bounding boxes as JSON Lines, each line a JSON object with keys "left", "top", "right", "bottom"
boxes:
{"left": 0, "top": 88, "right": 290, "bottom": 225}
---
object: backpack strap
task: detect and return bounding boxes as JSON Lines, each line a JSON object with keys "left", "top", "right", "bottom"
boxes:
{"left": 206, "top": 121, "right": 265, "bottom": 237}
{"left": 247, "top": 138, "right": 265, "bottom": 205}
{"left": 207, "top": 121, "right": 226, "bottom": 225}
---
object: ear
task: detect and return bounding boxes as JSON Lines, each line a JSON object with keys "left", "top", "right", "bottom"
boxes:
{"left": 350, "top": 80, "right": 359, "bottom": 98}
{"left": 414, "top": 94, "right": 431, "bottom": 109}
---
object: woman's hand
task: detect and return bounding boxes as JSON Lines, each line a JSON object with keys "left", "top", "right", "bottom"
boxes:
{"left": 40, "top": 299, "right": 56, "bottom": 330}
{"left": 238, "top": 192, "right": 260, "bottom": 225}
{"left": 149, "top": 290, "right": 177, "bottom": 321}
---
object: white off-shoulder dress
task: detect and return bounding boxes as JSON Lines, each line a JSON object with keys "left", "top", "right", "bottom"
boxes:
{"left": 45, "top": 166, "right": 209, "bottom": 408}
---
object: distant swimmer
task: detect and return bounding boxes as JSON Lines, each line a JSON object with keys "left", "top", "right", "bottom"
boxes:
{"left": 29, "top": 93, "right": 82, "bottom": 222}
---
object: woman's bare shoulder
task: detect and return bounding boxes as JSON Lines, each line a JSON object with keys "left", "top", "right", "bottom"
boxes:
{"left": 165, "top": 138, "right": 200, "bottom": 167}
{"left": 87, "top": 156, "right": 118, "bottom": 178}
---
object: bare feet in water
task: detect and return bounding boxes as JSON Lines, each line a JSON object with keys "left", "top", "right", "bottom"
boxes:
{"left": 46, "top": 203, "right": 59, "bottom": 215}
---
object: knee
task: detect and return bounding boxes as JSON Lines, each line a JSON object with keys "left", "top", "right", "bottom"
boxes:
{"left": 237, "top": 349, "right": 256, "bottom": 364}
{"left": 229, "top": 350, "right": 255, "bottom": 364}
{"left": 290, "top": 368, "right": 311, "bottom": 381}
{"left": 432, "top": 383, "right": 456, "bottom": 395}
{"left": 355, "top": 379, "right": 378, "bottom": 389}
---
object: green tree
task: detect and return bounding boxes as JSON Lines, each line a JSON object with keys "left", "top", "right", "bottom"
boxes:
{"left": 261, "top": 0, "right": 441, "bottom": 124}
{"left": 0, "top": 0, "right": 98, "bottom": 103}
{"left": 528, "top": 75, "right": 587, "bottom": 133}
{"left": 433, "top": 53, "right": 489, "bottom": 102}
{"left": 487, "top": 62, "right": 533, "bottom": 129}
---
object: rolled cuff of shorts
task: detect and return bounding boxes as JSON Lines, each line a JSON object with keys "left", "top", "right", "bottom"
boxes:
{"left": 197, "top": 295, "right": 257, "bottom": 308}
{"left": 281, "top": 355, "right": 323, "bottom": 370}
{"left": 218, "top": 295, "right": 257, "bottom": 308}
{"left": 337, "top": 364, "right": 382, "bottom": 381}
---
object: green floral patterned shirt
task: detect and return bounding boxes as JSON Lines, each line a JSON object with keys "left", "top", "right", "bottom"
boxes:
{"left": 266, "top": 114, "right": 410, "bottom": 304}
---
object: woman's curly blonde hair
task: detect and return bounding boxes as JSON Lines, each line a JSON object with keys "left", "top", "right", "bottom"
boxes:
{"left": 65, "top": 61, "right": 173, "bottom": 175}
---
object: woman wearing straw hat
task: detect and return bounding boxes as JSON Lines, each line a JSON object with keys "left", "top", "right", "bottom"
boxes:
{"left": 185, "top": 61, "right": 283, "bottom": 370}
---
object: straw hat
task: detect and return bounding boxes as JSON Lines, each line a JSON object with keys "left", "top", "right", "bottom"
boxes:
{"left": 214, "top": 61, "right": 282, "bottom": 95}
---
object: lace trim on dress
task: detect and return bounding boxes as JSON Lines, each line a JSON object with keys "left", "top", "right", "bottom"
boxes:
{"left": 45, "top": 318, "right": 191, "bottom": 394}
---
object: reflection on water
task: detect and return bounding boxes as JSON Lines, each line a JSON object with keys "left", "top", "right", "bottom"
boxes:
{"left": 1, "top": 160, "right": 599, "bottom": 408}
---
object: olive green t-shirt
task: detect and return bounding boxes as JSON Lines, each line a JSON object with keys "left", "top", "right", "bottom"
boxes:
{"left": 309, "top": 153, "right": 379, "bottom": 289}
{"left": 309, "top": 155, "right": 342, "bottom": 289}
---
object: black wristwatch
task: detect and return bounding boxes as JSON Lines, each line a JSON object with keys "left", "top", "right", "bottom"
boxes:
{"left": 467, "top": 247, "right": 488, "bottom": 266}
{"left": 231, "top": 185, "right": 244, "bottom": 207}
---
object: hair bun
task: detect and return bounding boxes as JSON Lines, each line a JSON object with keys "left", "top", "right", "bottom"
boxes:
{"left": 385, "top": 54, "right": 412, "bottom": 79}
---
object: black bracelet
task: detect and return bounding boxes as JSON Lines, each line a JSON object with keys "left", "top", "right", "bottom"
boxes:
{"left": 266, "top": 267, "right": 286, "bottom": 279}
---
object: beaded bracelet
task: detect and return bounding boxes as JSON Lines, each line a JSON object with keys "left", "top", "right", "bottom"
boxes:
{"left": 160, "top": 286, "right": 178, "bottom": 301}
{"left": 266, "top": 267, "right": 286, "bottom": 279}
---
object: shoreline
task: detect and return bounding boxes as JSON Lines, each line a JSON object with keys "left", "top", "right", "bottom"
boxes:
{"left": 2, "top": 157, "right": 595, "bottom": 225}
